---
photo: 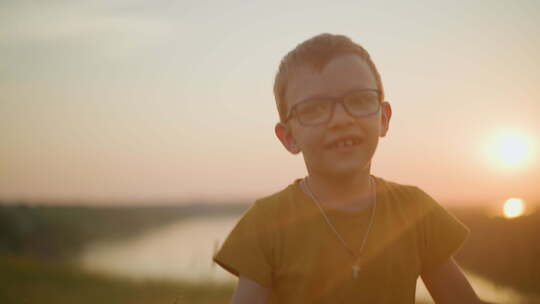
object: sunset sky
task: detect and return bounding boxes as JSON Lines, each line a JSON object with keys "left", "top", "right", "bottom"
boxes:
{"left": 2, "top": 0, "right": 539, "bottom": 207}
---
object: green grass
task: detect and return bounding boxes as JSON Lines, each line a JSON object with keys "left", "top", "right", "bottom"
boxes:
{"left": 0, "top": 254, "right": 234, "bottom": 304}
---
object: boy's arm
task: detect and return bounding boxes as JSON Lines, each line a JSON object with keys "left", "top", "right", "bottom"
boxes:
{"left": 231, "top": 275, "right": 270, "bottom": 304}
{"left": 421, "top": 257, "right": 490, "bottom": 304}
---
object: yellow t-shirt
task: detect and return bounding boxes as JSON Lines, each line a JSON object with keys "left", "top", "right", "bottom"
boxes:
{"left": 213, "top": 176, "right": 469, "bottom": 303}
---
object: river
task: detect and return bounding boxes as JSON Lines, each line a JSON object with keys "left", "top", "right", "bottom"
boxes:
{"left": 79, "top": 215, "right": 528, "bottom": 303}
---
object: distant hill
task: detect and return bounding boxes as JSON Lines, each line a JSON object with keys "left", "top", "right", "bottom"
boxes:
{"left": 0, "top": 202, "right": 249, "bottom": 259}
{"left": 451, "top": 206, "right": 540, "bottom": 296}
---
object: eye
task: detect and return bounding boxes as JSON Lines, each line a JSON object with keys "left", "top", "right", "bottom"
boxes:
{"left": 298, "top": 100, "right": 331, "bottom": 116}
{"left": 345, "top": 91, "right": 379, "bottom": 110}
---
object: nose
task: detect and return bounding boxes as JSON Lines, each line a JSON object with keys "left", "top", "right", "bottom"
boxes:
{"left": 328, "top": 101, "right": 354, "bottom": 128}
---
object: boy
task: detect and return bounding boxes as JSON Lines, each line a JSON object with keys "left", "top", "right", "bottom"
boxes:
{"left": 214, "top": 33, "right": 484, "bottom": 303}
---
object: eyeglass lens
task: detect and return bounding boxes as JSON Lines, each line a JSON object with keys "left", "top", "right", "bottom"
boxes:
{"left": 296, "top": 90, "right": 380, "bottom": 125}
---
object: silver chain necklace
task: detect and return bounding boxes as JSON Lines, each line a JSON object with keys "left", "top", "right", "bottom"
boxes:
{"left": 302, "top": 176, "right": 377, "bottom": 279}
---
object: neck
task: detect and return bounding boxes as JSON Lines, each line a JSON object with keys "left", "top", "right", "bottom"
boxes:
{"left": 305, "top": 168, "right": 375, "bottom": 212}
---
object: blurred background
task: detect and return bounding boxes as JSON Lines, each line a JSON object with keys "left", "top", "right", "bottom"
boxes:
{"left": 1, "top": 0, "right": 539, "bottom": 303}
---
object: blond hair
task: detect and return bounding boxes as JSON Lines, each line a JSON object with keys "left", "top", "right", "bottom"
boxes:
{"left": 273, "top": 33, "right": 385, "bottom": 122}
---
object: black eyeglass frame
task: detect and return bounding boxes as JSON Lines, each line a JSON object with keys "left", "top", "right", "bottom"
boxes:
{"left": 283, "top": 88, "right": 383, "bottom": 126}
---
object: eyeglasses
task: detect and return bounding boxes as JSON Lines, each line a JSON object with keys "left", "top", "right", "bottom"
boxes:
{"left": 284, "top": 89, "right": 382, "bottom": 126}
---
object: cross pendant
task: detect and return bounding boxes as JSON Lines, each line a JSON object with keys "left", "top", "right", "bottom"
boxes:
{"left": 352, "top": 264, "right": 361, "bottom": 279}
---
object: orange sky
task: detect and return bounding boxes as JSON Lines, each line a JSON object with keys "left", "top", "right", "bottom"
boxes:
{"left": 1, "top": 1, "right": 539, "bottom": 207}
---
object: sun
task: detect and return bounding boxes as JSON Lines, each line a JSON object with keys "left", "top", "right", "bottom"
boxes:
{"left": 503, "top": 198, "right": 525, "bottom": 218}
{"left": 486, "top": 129, "right": 535, "bottom": 169}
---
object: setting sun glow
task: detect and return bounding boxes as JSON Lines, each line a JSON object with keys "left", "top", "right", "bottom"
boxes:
{"left": 486, "top": 130, "right": 535, "bottom": 169}
{"left": 503, "top": 198, "right": 525, "bottom": 218}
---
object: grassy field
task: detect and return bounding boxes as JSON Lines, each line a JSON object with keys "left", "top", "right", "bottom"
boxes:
{"left": 1, "top": 254, "right": 234, "bottom": 304}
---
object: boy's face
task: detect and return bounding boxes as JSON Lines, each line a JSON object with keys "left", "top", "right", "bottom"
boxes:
{"left": 275, "top": 54, "right": 392, "bottom": 178}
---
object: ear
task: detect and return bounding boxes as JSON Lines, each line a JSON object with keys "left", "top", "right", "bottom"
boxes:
{"left": 379, "top": 102, "right": 392, "bottom": 137}
{"left": 275, "top": 122, "right": 301, "bottom": 154}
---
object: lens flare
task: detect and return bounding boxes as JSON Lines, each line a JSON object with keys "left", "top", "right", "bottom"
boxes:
{"left": 503, "top": 198, "right": 525, "bottom": 218}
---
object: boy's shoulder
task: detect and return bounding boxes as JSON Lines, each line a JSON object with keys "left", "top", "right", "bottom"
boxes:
{"left": 251, "top": 180, "right": 300, "bottom": 211}
{"left": 235, "top": 181, "right": 301, "bottom": 228}
{"left": 376, "top": 177, "right": 448, "bottom": 216}
{"left": 375, "top": 176, "right": 424, "bottom": 197}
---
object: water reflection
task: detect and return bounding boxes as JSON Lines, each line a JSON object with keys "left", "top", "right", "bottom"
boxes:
{"left": 80, "top": 215, "right": 527, "bottom": 303}
{"left": 80, "top": 215, "right": 236, "bottom": 282}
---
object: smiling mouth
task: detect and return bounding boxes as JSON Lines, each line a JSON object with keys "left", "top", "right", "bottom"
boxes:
{"left": 325, "top": 138, "right": 362, "bottom": 150}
